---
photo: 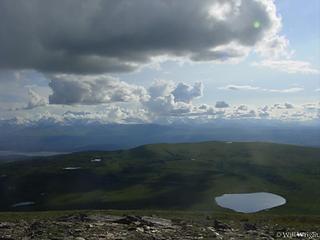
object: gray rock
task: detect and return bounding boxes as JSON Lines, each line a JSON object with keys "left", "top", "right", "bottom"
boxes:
{"left": 214, "top": 219, "right": 231, "bottom": 231}
{"left": 243, "top": 222, "right": 257, "bottom": 231}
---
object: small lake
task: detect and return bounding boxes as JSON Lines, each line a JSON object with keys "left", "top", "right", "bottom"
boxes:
{"left": 215, "top": 192, "right": 286, "bottom": 213}
{"left": 91, "top": 158, "right": 102, "bottom": 162}
{"left": 63, "top": 167, "right": 82, "bottom": 170}
{"left": 11, "top": 201, "right": 35, "bottom": 208}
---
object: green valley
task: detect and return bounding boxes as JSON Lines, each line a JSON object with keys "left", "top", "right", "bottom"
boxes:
{"left": 0, "top": 141, "right": 319, "bottom": 215}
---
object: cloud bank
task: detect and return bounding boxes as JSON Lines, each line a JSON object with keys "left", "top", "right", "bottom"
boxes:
{"left": 2, "top": 74, "right": 315, "bottom": 123}
{"left": 2, "top": 100, "right": 319, "bottom": 126}
{"left": 0, "top": 0, "right": 284, "bottom": 75}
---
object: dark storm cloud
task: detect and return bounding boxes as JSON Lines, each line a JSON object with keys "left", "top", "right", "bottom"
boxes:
{"left": 0, "top": 0, "right": 278, "bottom": 75}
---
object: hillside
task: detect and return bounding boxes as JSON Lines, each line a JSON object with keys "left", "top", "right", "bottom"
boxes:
{"left": 0, "top": 141, "right": 319, "bottom": 214}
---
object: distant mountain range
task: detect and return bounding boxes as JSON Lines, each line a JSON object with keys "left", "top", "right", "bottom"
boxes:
{"left": 0, "top": 120, "right": 319, "bottom": 153}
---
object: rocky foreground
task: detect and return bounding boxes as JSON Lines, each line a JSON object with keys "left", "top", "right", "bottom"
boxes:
{"left": 0, "top": 213, "right": 319, "bottom": 240}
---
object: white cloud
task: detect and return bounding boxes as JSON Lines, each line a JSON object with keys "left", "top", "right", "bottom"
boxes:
{"left": 252, "top": 60, "right": 320, "bottom": 74}
{"left": 172, "top": 82, "right": 203, "bottom": 103}
{"left": 45, "top": 77, "right": 205, "bottom": 118}
{"left": 26, "top": 88, "right": 47, "bottom": 109}
{"left": 249, "top": 3, "right": 317, "bottom": 77}
{"left": 303, "top": 103, "right": 319, "bottom": 110}
{"left": 237, "top": 105, "right": 249, "bottom": 111}
{"left": 2, "top": 100, "right": 320, "bottom": 125}
{"left": 255, "top": 35, "right": 293, "bottom": 59}
{"left": 258, "top": 108, "right": 270, "bottom": 118}
{"left": 148, "top": 80, "right": 175, "bottom": 98}
{"left": 144, "top": 95, "right": 186, "bottom": 116}
{"left": 208, "top": 2, "right": 233, "bottom": 21}
{"left": 284, "top": 103, "right": 294, "bottom": 109}
{"left": 2, "top": 72, "right": 318, "bottom": 124}
{"left": 48, "top": 75, "right": 149, "bottom": 105}
{"left": 238, "top": 110, "right": 256, "bottom": 118}
{"left": 2, "top": 104, "right": 150, "bottom": 125}
{"left": 0, "top": 70, "right": 53, "bottom": 112}
{"left": 219, "top": 85, "right": 260, "bottom": 91}
{"left": 272, "top": 103, "right": 295, "bottom": 109}
{"left": 219, "top": 84, "right": 304, "bottom": 93}
{"left": 266, "top": 87, "right": 304, "bottom": 93}
{"left": 61, "top": 107, "right": 149, "bottom": 124}
{"left": 144, "top": 81, "right": 201, "bottom": 116}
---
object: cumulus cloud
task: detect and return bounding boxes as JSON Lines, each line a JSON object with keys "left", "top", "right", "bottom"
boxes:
{"left": 284, "top": 103, "right": 294, "bottom": 109}
{"left": 144, "top": 81, "right": 203, "bottom": 116}
{"left": 48, "top": 75, "right": 149, "bottom": 105}
{"left": 26, "top": 88, "right": 48, "bottom": 109}
{"left": 226, "top": 104, "right": 257, "bottom": 119}
{"left": 44, "top": 76, "right": 206, "bottom": 118}
{"left": 303, "top": 103, "right": 318, "bottom": 110}
{"left": 265, "top": 103, "right": 320, "bottom": 121}
{"left": 172, "top": 82, "right": 203, "bottom": 103}
{"left": 239, "top": 110, "right": 256, "bottom": 118}
{"left": 0, "top": 0, "right": 284, "bottom": 75}
{"left": 144, "top": 95, "right": 193, "bottom": 116}
{"left": 252, "top": 60, "right": 320, "bottom": 74}
{"left": 0, "top": 70, "right": 54, "bottom": 112}
{"left": 148, "top": 80, "right": 175, "bottom": 98}
{"left": 255, "top": 35, "right": 293, "bottom": 59}
{"left": 215, "top": 101, "right": 230, "bottom": 108}
{"left": 258, "top": 106, "right": 270, "bottom": 118}
{"left": 237, "top": 105, "right": 249, "bottom": 111}
{"left": 272, "top": 103, "right": 295, "bottom": 110}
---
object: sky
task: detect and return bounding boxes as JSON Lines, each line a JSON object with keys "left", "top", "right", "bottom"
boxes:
{"left": 0, "top": 0, "right": 319, "bottom": 125}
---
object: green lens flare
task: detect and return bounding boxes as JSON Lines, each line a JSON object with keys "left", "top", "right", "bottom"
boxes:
{"left": 253, "top": 21, "right": 261, "bottom": 29}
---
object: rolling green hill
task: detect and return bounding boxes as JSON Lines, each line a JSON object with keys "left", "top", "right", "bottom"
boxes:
{"left": 0, "top": 141, "right": 319, "bottom": 214}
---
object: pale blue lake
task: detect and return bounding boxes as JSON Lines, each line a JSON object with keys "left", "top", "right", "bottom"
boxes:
{"left": 215, "top": 192, "right": 286, "bottom": 213}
